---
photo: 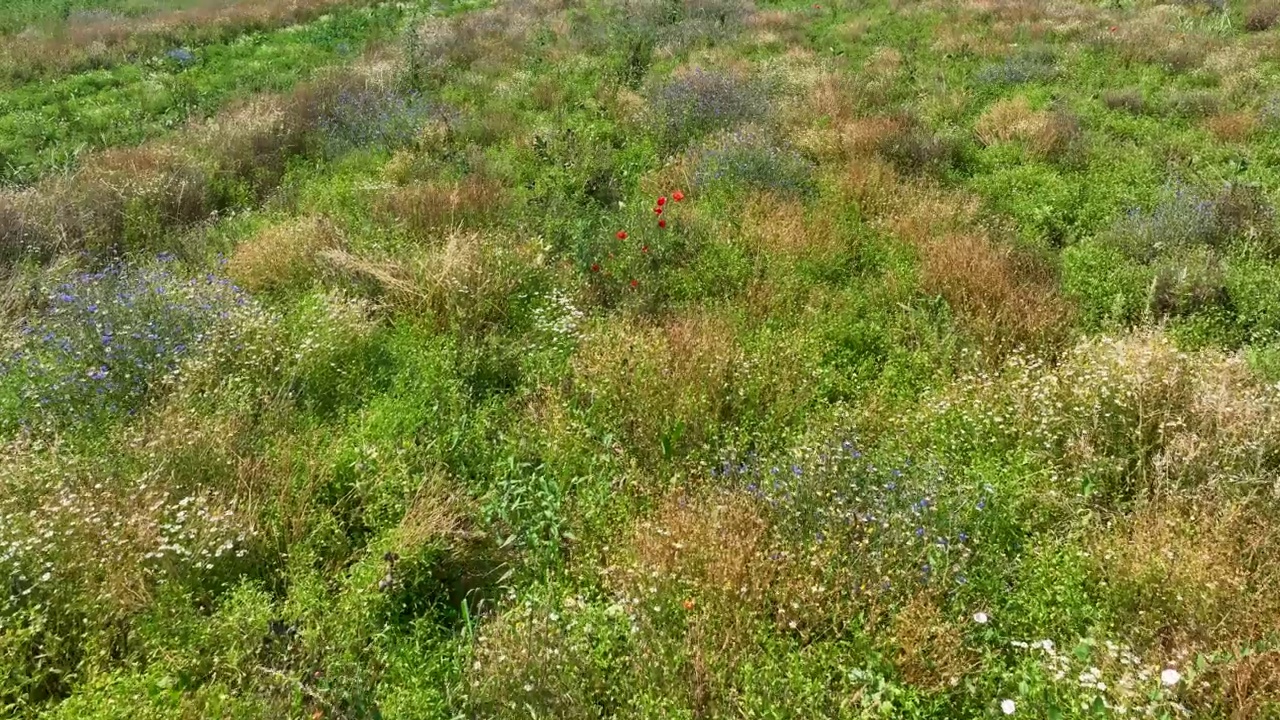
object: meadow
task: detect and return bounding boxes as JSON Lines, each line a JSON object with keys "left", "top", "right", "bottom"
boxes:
{"left": 2, "top": 0, "right": 1280, "bottom": 717}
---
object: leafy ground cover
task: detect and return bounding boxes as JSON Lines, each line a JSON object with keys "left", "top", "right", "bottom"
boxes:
{"left": 3, "top": 0, "right": 1280, "bottom": 718}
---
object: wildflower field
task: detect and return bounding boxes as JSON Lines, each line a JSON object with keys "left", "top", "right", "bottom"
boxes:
{"left": 4, "top": 0, "right": 1280, "bottom": 717}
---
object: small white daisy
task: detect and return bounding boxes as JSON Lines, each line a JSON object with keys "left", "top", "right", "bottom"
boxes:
{"left": 974, "top": 611, "right": 989, "bottom": 624}
{"left": 1160, "top": 668, "right": 1181, "bottom": 687}
{"left": 1000, "top": 699, "right": 1016, "bottom": 715}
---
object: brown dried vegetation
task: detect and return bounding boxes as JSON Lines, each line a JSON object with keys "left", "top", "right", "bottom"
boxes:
{"left": 841, "top": 145, "right": 1074, "bottom": 355}
{"left": 379, "top": 176, "right": 508, "bottom": 238}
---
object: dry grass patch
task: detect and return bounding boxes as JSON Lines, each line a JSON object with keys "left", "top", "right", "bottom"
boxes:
{"left": 392, "top": 472, "right": 480, "bottom": 555}
{"left": 739, "top": 192, "right": 843, "bottom": 261}
{"left": 864, "top": 46, "right": 904, "bottom": 81}
{"left": 974, "top": 96, "right": 1083, "bottom": 161}
{"left": 922, "top": 232, "right": 1074, "bottom": 352}
{"left": 1096, "top": 501, "right": 1280, "bottom": 650}
{"left": 836, "top": 116, "right": 909, "bottom": 162}
{"left": 1204, "top": 110, "right": 1260, "bottom": 143}
{"left": 930, "top": 21, "right": 1007, "bottom": 57}
{"left": 47, "top": 143, "right": 214, "bottom": 253}
{"left": 409, "top": 0, "right": 555, "bottom": 83}
{"left": 1096, "top": 9, "right": 1216, "bottom": 73}
{"left": 1246, "top": 2, "right": 1280, "bottom": 32}
{"left": 605, "top": 490, "right": 794, "bottom": 712}
{"left": 227, "top": 216, "right": 341, "bottom": 293}
{"left": 0, "top": 67, "right": 379, "bottom": 263}
{"left": 322, "top": 230, "right": 532, "bottom": 333}
{"left": 380, "top": 176, "right": 507, "bottom": 238}
{"left": 1102, "top": 88, "right": 1147, "bottom": 115}
{"left": 1198, "top": 650, "right": 1280, "bottom": 719}
{"left": 613, "top": 492, "right": 775, "bottom": 626}
{"left": 745, "top": 8, "right": 805, "bottom": 47}
{"left": 890, "top": 593, "right": 974, "bottom": 691}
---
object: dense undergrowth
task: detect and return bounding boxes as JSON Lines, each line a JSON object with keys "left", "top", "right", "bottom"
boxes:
{"left": 4, "top": 0, "right": 1280, "bottom": 718}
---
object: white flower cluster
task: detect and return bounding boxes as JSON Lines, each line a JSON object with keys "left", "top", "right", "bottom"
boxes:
{"left": 530, "top": 289, "right": 584, "bottom": 351}
{"left": 0, "top": 442, "right": 255, "bottom": 622}
{"left": 1010, "top": 636, "right": 1191, "bottom": 717}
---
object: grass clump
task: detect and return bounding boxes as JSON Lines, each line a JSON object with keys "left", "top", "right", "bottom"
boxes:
{"left": 226, "top": 215, "right": 341, "bottom": 294}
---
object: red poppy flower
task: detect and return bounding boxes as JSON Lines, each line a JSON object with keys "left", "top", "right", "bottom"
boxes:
{"left": 616, "top": 230, "right": 628, "bottom": 240}
{"left": 654, "top": 206, "right": 663, "bottom": 215}
{"left": 672, "top": 190, "right": 685, "bottom": 202}
{"left": 682, "top": 599, "right": 695, "bottom": 611}
{"left": 630, "top": 279, "right": 639, "bottom": 288}
{"left": 642, "top": 245, "right": 649, "bottom": 254}
{"left": 591, "top": 263, "right": 600, "bottom": 272}
{"left": 658, "top": 219, "right": 667, "bottom": 229}
{"left": 657, "top": 196, "right": 667, "bottom": 206}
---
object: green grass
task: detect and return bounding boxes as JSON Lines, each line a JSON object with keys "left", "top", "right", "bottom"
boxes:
{"left": 4, "top": 0, "right": 1280, "bottom": 717}
{"left": 0, "top": 1, "right": 420, "bottom": 186}
{"left": 0, "top": 0, "right": 215, "bottom": 35}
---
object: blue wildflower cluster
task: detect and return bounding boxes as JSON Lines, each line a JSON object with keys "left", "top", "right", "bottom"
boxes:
{"left": 650, "top": 69, "right": 769, "bottom": 151}
{"left": 1, "top": 255, "right": 247, "bottom": 433}
{"left": 164, "top": 47, "right": 197, "bottom": 66}
{"left": 715, "top": 439, "right": 991, "bottom": 601}
{"left": 692, "top": 129, "right": 815, "bottom": 197}
{"left": 1110, "top": 182, "right": 1275, "bottom": 263}
{"left": 1262, "top": 95, "right": 1280, "bottom": 127}
{"left": 315, "top": 85, "right": 441, "bottom": 152}
{"left": 976, "top": 46, "right": 1058, "bottom": 86}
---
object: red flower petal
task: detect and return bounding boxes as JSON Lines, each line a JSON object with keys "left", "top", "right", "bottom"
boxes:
{"left": 657, "top": 196, "right": 667, "bottom": 206}
{"left": 630, "top": 279, "right": 639, "bottom": 288}
{"left": 654, "top": 206, "right": 663, "bottom": 215}
{"left": 672, "top": 191, "right": 685, "bottom": 202}
{"left": 616, "top": 230, "right": 628, "bottom": 240}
